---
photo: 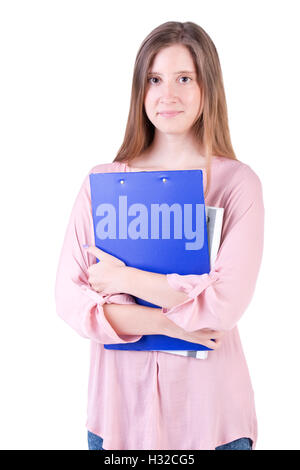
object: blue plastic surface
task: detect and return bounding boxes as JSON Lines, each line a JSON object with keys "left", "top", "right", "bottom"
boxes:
{"left": 89, "top": 169, "right": 212, "bottom": 351}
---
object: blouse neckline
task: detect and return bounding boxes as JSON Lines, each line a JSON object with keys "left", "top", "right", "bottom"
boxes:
{"left": 123, "top": 160, "right": 217, "bottom": 172}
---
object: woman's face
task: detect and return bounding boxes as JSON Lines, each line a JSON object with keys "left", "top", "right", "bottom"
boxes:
{"left": 144, "top": 44, "right": 202, "bottom": 135}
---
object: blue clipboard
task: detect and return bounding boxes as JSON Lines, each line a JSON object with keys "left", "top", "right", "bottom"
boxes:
{"left": 89, "top": 169, "right": 212, "bottom": 351}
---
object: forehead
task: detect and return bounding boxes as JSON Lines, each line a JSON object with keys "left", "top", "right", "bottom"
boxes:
{"left": 149, "top": 45, "right": 196, "bottom": 74}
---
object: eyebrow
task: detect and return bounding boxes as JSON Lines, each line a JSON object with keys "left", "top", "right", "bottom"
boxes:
{"left": 147, "top": 70, "right": 196, "bottom": 75}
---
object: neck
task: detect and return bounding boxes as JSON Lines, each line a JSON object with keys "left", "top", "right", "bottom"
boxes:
{"left": 142, "top": 131, "right": 206, "bottom": 169}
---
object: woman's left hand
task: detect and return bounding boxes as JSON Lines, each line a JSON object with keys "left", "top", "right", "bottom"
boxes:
{"left": 85, "top": 246, "right": 127, "bottom": 295}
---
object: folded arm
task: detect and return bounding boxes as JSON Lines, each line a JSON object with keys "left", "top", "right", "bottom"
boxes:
{"left": 117, "top": 266, "right": 190, "bottom": 310}
{"left": 117, "top": 165, "right": 265, "bottom": 333}
{"left": 55, "top": 168, "right": 161, "bottom": 343}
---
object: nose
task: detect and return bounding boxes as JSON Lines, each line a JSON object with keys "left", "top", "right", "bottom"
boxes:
{"left": 159, "top": 80, "right": 178, "bottom": 99}
{"left": 160, "top": 84, "right": 177, "bottom": 103}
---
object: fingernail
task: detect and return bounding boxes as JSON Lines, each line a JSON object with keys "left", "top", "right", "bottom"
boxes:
{"left": 82, "top": 244, "right": 89, "bottom": 248}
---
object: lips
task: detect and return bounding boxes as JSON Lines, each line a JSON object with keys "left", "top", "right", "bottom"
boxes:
{"left": 158, "top": 111, "right": 183, "bottom": 117}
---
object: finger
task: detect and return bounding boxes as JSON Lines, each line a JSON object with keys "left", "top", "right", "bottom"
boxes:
{"left": 199, "top": 328, "right": 220, "bottom": 335}
{"left": 86, "top": 246, "right": 115, "bottom": 263}
{"left": 202, "top": 329, "right": 224, "bottom": 339}
{"left": 86, "top": 245, "right": 105, "bottom": 259}
{"left": 209, "top": 338, "right": 221, "bottom": 350}
{"left": 206, "top": 329, "right": 224, "bottom": 336}
{"left": 86, "top": 246, "right": 125, "bottom": 266}
{"left": 211, "top": 330, "right": 224, "bottom": 339}
{"left": 199, "top": 330, "right": 219, "bottom": 339}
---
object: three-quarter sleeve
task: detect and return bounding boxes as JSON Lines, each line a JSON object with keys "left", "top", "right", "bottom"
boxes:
{"left": 54, "top": 168, "right": 143, "bottom": 344}
{"left": 162, "top": 164, "right": 265, "bottom": 332}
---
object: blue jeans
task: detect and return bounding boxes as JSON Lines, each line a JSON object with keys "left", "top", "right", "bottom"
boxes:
{"left": 87, "top": 430, "right": 252, "bottom": 450}
{"left": 88, "top": 430, "right": 105, "bottom": 450}
{"left": 215, "top": 437, "right": 252, "bottom": 450}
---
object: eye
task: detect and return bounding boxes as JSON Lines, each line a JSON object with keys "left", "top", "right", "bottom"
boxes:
{"left": 147, "top": 77, "right": 160, "bottom": 84}
{"left": 147, "top": 76, "right": 192, "bottom": 85}
{"left": 179, "top": 76, "right": 191, "bottom": 83}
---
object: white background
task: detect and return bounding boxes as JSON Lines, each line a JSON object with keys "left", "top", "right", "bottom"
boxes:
{"left": 0, "top": 0, "right": 299, "bottom": 450}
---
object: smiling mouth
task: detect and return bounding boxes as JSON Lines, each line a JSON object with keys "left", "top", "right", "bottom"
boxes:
{"left": 158, "top": 111, "right": 183, "bottom": 117}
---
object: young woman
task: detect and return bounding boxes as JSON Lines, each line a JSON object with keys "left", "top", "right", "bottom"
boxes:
{"left": 55, "top": 21, "right": 264, "bottom": 451}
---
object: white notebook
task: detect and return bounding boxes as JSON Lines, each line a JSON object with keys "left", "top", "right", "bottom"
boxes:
{"left": 159, "top": 205, "right": 224, "bottom": 360}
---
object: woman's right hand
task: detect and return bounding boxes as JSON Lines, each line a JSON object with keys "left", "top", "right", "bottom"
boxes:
{"left": 181, "top": 328, "right": 224, "bottom": 350}
{"left": 160, "top": 313, "right": 224, "bottom": 350}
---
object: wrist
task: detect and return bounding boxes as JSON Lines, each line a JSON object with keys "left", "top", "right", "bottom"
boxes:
{"left": 160, "top": 313, "right": 186, "bottom": 340}
{"left": 116, "top": 266, "right": 137, "bottom": 294}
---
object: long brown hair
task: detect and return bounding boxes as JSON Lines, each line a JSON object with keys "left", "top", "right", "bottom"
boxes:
{"left": 113, "top": 21, "right": 237, "bottom": 199}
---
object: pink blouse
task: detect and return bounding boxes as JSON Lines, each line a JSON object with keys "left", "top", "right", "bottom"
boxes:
{"left": 54, "top": 156, "right": 264, "bottom": 450}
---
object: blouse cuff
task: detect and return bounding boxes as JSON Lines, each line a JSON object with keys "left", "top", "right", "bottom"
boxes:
{"left": 162, "top": 271, "right": 220, "bottom": 316}
{"left": 80, "top": 285, "right": 143, "bottom": 344}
